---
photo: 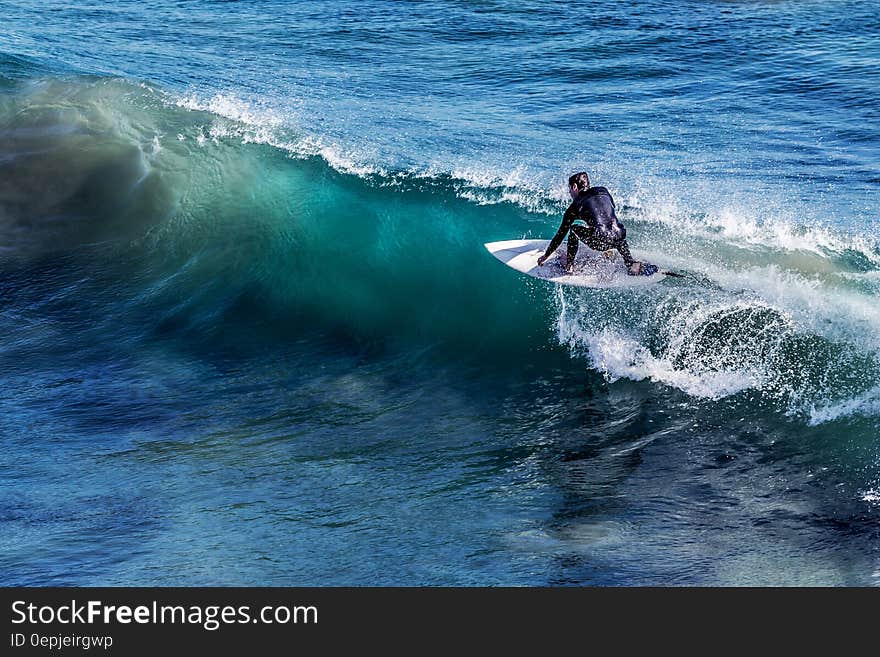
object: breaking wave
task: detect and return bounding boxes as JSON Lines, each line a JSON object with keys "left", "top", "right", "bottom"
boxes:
{"left": 2, "top": 75, "right": 878, "bottom": 423}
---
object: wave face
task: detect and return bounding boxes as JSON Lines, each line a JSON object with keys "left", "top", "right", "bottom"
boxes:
{"left": 0, "top": 77, "right": 558, "bottom": 364}
{"left": 2, "top": 1, "right": 880, "bottom": 586}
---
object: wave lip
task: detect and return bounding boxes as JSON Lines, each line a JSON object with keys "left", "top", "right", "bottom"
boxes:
{"left": 168, "top": 89, "right": 880, "bottom": 274}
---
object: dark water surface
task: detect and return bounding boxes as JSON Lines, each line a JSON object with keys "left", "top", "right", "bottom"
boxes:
{"left": 1, "top": 1, "right": 878, "bottom": 585}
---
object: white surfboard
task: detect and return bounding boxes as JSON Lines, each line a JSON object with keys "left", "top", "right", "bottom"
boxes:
{"left": 484, "top": 239, "right": 666, "bottom": 288}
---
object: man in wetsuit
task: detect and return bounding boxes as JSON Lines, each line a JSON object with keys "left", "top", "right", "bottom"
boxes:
{"left": 537, "top": 172, "right": 656, "bottom": 276}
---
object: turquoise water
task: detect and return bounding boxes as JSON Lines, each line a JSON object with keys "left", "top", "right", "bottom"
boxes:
{"left": 1, "top": 1, "right": 879, "bottom": 585}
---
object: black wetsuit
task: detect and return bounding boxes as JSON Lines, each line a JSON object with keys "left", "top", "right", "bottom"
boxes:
{"left": 544, "top": 186, "right": 635, "bottom": 268}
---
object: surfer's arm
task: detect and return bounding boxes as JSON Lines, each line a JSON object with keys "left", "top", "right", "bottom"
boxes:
{"left": 538, "top": 208, "right": 574, "bottom": 265}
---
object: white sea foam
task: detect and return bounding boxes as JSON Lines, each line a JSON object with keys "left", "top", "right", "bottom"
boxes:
{"left": 175, "top": 92, "right": 284, "bottom": 129}
{"left": 563, "top": 326, "right": 762, "bottom": 399}
{"left": 555, "top": 277, "right": 880, "bottom": 419}
{"left": 171, "top": 92, "right": 386, "bottom": 176}
{"left": 621, "top": 186, "right": 880, "bottom": 267}
{"left": 555, "top": 290, "right": 786, "bottom": 399}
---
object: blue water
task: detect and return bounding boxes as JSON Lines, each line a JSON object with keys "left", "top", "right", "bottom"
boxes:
{"left": 1, "top": 0, "right": 879, "bottom": 585}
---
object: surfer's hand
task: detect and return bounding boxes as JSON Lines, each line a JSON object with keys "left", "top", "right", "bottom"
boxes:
{"left": 537, "top": 254, "right": 548, "bottom": 266}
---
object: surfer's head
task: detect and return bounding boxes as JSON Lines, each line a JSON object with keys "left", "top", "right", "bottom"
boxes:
{"left": 568, "top": 171, "right": 590, "bottom": 198}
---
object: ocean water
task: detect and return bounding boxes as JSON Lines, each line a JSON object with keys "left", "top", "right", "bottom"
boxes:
{"left": 1, "top": 0, "right": 878, "bottom": 585}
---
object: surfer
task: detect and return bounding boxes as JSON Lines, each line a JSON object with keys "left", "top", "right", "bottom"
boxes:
{"left": 537, "top": 172, "right": 657, "bottom": 276}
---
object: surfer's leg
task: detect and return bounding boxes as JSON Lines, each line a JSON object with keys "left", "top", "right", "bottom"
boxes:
{"left": 615, "top": 239, "right": 636, "bottom": 268}
{"left": 568, "top": 225, "right": 599, "bottom": 272}
{"left": 566, "top": 228, "right": 582, "bottom": 273}
{"left": 615, "top": 239, "right": 658, "bottom": 276}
